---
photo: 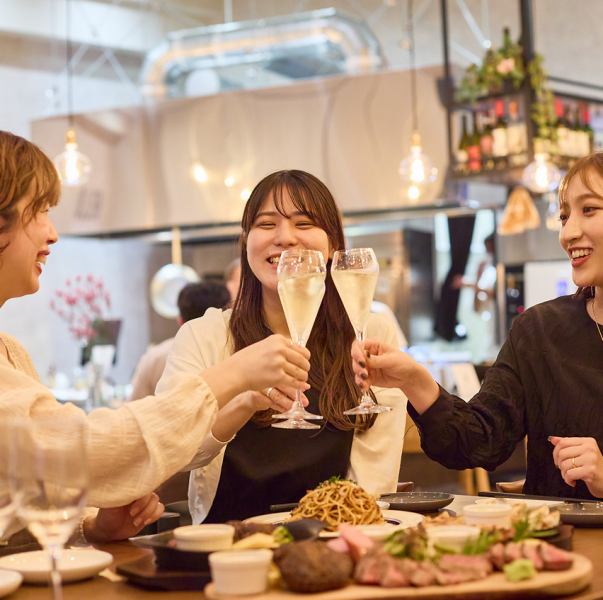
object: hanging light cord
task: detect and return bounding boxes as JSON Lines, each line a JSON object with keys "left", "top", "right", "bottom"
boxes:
{"left": 65, "top": 0, "right": 74, "bottom": 129}
{"left": 406, "top": 0, "right": 419, "bottom": 133}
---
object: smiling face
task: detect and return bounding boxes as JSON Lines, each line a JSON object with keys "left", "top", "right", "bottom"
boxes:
{"left": 246, "top": 190, "right": 331, "bottom": 295}
{"left": 0, "top": 191, "right": 58, "bottom": 305}
{"left": 559, "top": 167, "right": 603, "bottom": 289}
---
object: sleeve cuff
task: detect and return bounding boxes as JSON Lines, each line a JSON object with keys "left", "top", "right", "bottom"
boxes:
{"left": 407, "top": 385, "right": 455, "bottom": 431}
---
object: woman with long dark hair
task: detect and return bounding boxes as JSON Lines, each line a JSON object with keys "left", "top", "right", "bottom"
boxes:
{"left": 157, "top": 170, "right": 407, "bottom": 523}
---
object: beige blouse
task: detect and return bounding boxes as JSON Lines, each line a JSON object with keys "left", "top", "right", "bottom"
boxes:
{"left": 0, "top": 333, "right": 219, "bottom": 508}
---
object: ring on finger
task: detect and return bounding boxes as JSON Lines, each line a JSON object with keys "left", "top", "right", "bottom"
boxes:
{"left": 266, "top": 387, "right": 274, "bottom": 399}
{"left": 572, "top": 457, "right": 577, "bottom": 469}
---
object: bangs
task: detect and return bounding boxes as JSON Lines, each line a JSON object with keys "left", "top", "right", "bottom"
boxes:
{"left": 559, "top": 152, "right": 603, "bottom": 210}
{"left": 271, "top": 178, "right": 319, "bottom": 222}
{"left": 23, "top": 154, "right": 60, "bottom": 221}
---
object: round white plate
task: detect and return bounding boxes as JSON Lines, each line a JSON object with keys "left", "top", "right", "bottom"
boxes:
{"left": 0, "top": 570, "right": 22, "bottom": 598}
{"left": 246, "top": 509, "right": 423, "bottom": 537}
{"left": 0, "top": 548, "right": 113, "bottom": 584}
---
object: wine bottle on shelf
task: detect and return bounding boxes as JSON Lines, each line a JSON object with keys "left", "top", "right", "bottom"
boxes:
{"left": 582, "top": 104, "right": 594, "bottom": 155}
{"left": 455, "top": 114, "right": 470, "bottom": 174}
{"left": 479, "top": 107, "right": 494, "bottom": 170}
{"left": 506, "top": 99, "right": 527, "bottom": 166}
{"left": 553, "top": 98, "right": 569, "bottom": 163}
{"left": 567, "top": 104, "right": 581, "bottom": 161}
{"left": 467, "top": 112, "right": 482, "bottom": 172}
{"left": 491, "top": 99, "right": 508, "bottom": 169}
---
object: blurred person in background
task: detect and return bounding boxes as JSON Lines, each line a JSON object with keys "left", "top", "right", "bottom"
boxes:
{"left": 224, "top": 257, "right": 241, "bottom": 306}
{"left": 129, "top": 281, "right": 230, "bottom": 400}
{"left": 0, "top": 130, "right": 311, "bottom": 543}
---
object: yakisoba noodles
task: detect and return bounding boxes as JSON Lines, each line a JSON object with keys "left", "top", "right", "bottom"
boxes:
{"left": 290, "top": 479, "right": 383, "bottom": 531}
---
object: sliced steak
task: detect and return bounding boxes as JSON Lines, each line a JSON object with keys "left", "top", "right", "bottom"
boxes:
{"left": 539, "top": 542, "right": 574, "bottom": 571}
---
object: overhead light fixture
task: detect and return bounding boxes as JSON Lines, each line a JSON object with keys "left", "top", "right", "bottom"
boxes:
{"left": 191, "top": 161, "right": 208, "bottom": 183}
{"left": 521, "top": 152, "right": 562, "bottom": 195}
{"left": 53, "top": 0, "right": 92, "bottom": 187}
{"left": 398, "top": 0, "right": 437, "bottom": 203}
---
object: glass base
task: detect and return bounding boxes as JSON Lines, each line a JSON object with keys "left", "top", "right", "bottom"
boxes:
{"left": 271, "top": 419, "right": 321, "bottom": 430}
{"left": 273, "top": 409, "right": 323, "bottom": 421}
{"left": 344, "top": 402, "right": 392, "bottom": 415}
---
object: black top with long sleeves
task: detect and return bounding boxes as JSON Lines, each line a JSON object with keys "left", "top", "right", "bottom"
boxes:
{"left": 408, "top": 294, "right": 603, "bottom": 499}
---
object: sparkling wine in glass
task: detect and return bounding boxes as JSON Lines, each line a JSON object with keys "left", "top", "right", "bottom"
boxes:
{"left": 10, "top": 414, "right": 88, "bottom": 600}
{"left": 331, "top": 247, "right": 392, "bottom": 415}
{"left": 273, "top": 248, "right": 326, "bottom": 429}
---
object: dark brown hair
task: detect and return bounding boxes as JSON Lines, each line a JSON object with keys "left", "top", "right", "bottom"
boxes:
{"left": 559, "top": 152, "right": 603, "bottom": 299}
{"left": 0, "top": 130, "right": 60, "bottom": 252}
{"left": 229, "top": 170, "right": 374, "bottom": 431}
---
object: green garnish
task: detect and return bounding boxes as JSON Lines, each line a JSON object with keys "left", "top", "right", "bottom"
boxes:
{"left": 272, "top": 526, "right": 293, "bottom": 545}
{"left": 462, "top": 530, "right": 500, "bottom": 555}
{"left": 503, "top": 558, "right": 536, "bottom": 582}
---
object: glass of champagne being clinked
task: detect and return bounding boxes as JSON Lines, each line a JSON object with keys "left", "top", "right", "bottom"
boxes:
{"left": 331, "top": 247, "right": 392, "bottom": 415}
{"left": 273, "top": 248, "right": 326, "bottom": 429}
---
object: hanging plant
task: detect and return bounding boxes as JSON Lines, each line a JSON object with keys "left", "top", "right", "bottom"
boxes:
{"left": 456, "top": 27, "right": 525, "bottom": 103}
{"left": 528, "top": 53, "right": 557, "bottom": 143}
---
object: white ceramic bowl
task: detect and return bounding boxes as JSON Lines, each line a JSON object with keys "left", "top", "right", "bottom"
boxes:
{"left": 173, "top": 524, "right": 235, "bottom": 552}
{"left": 209, "top": 549, "right": 272, "bottom": 595}
{"left": 462, "top": 502, "right": 513, "bottom": 528}
{"left": 426, "top": 525, "right": 481, "bottom": 552}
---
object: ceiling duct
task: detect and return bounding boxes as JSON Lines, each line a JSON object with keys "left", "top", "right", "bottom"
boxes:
{"left": 140, "top": 8, "right": 386, "bottom": 99}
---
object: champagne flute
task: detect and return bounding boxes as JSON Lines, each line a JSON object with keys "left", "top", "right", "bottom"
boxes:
{"left": 273, "top": 248, "right": 326, "bottom": 429}
{"left": 10, "top": 414, "right": 88, "bottom": 600}
{"left": 331, "top": 248, "right": 392, "bottom": 415}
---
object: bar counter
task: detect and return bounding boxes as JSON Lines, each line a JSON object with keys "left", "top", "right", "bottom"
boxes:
{"left": 9, "top": 496, "right": 603, "bottom": 600}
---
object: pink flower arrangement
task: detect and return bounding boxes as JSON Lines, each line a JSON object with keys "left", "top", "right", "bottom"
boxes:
{"left": 50, "top": 274, "right": 112, "bottom": 342}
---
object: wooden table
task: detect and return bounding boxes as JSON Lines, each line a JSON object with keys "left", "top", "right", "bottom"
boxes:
{"left": 8, "top": 496, "right": 603, "bottom": 600}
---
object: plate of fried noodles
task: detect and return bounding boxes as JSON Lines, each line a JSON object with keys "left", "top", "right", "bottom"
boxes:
{"left": 247, "top": 479, "right": 423, "bottom": 535}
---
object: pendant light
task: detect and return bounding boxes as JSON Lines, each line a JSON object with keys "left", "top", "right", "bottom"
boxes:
{"left": 53, "top": 0, "right": 92, "bottom": 187}
{"left": 521, "top": 151, "right": 561, "bottom": 195}
{"left": 398, "top": 0, "right": 437, "bottom": 203}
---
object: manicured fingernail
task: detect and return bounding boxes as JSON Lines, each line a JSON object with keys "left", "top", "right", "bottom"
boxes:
{"left": 133, "top": 518, "right": 141, "bottom": 527}
{"left": 360, "top": 372, "right": 368, "bottom": 380}
{"left": 359, "top": 360, "right": 366, "bottom": 368}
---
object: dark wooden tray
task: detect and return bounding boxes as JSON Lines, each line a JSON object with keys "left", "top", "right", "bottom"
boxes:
{"left": 116, "top": 553, "right": 211, "bottom": 591}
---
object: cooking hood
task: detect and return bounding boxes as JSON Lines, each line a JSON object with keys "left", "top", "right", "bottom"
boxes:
{"left": 32, "top": 64, "right": 449, "bottom": 237}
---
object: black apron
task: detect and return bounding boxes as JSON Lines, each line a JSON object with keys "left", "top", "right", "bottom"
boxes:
{"left": 204, "top": 389, "right": 354, "bottom": 522}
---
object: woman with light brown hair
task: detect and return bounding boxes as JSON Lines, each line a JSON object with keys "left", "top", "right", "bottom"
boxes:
{"left": 0, "top": 131, "right": 311, "bottom": 541}
{"left": 157, "top": 169, "right": 407, "bottom": 523}
{"left": 351, "top": 152, "right": 603, "bottom": 500}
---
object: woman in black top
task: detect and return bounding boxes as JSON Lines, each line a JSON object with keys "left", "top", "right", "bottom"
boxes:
{"left": 351, "top": 152, "right": 603, "bottom": 500}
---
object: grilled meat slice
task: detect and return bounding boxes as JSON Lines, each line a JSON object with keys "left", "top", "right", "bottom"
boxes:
{"left": 274, "top": 540, "right": 353, "bottom": 593}
{"left": 226, "top": 520, "right": 275, "bottom": 542}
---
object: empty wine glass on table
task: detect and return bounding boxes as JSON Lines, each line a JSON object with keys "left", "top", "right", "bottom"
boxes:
{"left": 331, "top": 247, "right": 392, "bottom": 415}
{"left": 10, "top": 414, "right": 88, "bottom": 600}
{"left": 273, "top": 248, "right": 326, "bottom": 429}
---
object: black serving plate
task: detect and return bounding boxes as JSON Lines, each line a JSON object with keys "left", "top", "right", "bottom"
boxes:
{"left": 132, "top": 531, "right": 211, "bottom": 572}
{"left": 380, "top": 492, "right": 454, "bottom": 512}
{"left": 557, "top": 502, "right": 603, "bottom": 527}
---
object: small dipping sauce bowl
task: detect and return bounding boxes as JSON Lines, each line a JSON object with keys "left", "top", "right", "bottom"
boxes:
{"left": 462, "top": 502, "right": 512, "bottom": 528}
{"left": 209, "top": 549, "right": 272, "bottom": 595}
{"left": 173, "top": 524, "right": 235, "bottom": 552}
{"left": 425, "top": 525, "right": 480, "bottom": 552}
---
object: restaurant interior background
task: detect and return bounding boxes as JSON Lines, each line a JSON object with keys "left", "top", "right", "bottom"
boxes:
{"left": 0, "top": 0, "right": 601, "bottom": 488}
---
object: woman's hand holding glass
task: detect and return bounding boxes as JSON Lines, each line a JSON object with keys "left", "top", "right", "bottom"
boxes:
{"left": 331, "top": 248, "right": 390, "bottom": 415}
{"left": 231, "top": 334, "right": 311, "bottom": 393}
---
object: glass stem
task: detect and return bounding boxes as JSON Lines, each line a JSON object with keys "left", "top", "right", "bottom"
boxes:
{"left": 48, "top": 544, "right": 64, "bottom": 600}
{"left": 356, "top": 329, "right": 373, "bottom": 406}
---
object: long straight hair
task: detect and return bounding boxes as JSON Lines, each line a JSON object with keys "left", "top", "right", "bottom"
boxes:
{"left": 229, "top": 170, "right": 375, "bottom": 431}
{"left": 559, "top": 152, "right": 603, "bottom": 299}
